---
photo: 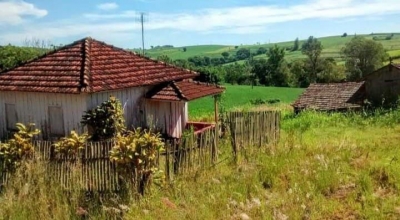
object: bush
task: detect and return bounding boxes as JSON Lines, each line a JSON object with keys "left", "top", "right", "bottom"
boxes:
{"left": 110, "top": 129, "right": 165, "bottom": 195}
{"left": 250, "top": 98, "right": 281, "bottom": 105}
{"left": 54, "top": 131, "right": 89, "bottom": 157}
{"left": 0, "top": 123, "right": 40, "bottom": 169}
{"left": 81, "top": 96, "right": 126, "bottom": 141}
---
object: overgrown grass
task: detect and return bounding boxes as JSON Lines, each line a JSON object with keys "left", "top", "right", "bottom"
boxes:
{"left": 2, "top": 109, "right": 400, "bottom": 219}
{"left": 122, "top": 109, "right": 400, "bottom": 219}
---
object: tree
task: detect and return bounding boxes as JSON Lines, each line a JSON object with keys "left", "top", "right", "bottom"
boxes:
{"left": 194, "top": 67, "right": 222, "bottom": 85}
{"left": 341, "top": 36, "right": 388, "bottom": 80}
{"left": 292, "top": 37, "right": 300, "bottom": 51}
{"left": 266, "top": 45, "right": 287, "bottom": 86}
{"left": 224, "top": 63, "right": 251, "bottom": 85}
{"left": 290, "top": 60, "right": 310, "bottom": 88}
{"left": 256, "top": 47, "right": 267, "bottom": 55}
{"left": 183, "top": 47, "right": 187, "bottom": 52}
{"left": 317, "top": 58, "right": 346, "bottom": 83}
{"left": 221, "top": 51, "right": 230, "bottom": 59}
{"left": 249, "top": 59, "right": 269, "bottom": 85}
{"left": 236, "top": 48, "right": 251, "bottom": 60}
{"left": 0, "top": 45, "right": 45, "bottom": 70}
{"left": 341, "top": 33, "right": 348, "bottom": 37}
{"left": 301, "top": 36, "right": 323, "bottom": 83}
{"left": 157, "top": 54, "right": 172, "bottom": 64}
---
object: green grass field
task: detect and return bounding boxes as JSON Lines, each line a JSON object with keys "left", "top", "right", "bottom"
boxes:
{"left": 144, "top": 33, "right": 400, "bottom": 64}
{"left": 188, "top": 85, "right": 304, "bottom": 119}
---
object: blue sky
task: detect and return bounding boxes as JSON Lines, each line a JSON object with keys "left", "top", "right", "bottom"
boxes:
{"left": 0, "top": 0, "right": 399, "bottom": 48}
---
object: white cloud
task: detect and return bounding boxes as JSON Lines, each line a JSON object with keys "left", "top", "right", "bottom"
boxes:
{"left": 2, "top": 0, "right": 400, "bottom": 45}
{"left": 0, "top": 0, "right": 47, "bottom": 25}
{"left": 97, "top": 2, "right": 118, "bottom": 11}
{"left": 83, "top": 0, "right": 400, "bottom": 32}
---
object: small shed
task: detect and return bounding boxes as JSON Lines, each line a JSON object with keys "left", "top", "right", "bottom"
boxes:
{"left": 292, "top": 82, "right": 366, "bottom": 112}
{"left": 0, "top": 37, "right": 224, "bottom": 140}
{"left": 363, "top": 63, "right": 400, "bottom": 104}
{"left": 145, "top": 80, "right": 225, "bottom": 138}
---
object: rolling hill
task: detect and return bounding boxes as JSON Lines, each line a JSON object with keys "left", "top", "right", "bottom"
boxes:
{"left": 143, "top": 33, "right": 400, "bottom": 64}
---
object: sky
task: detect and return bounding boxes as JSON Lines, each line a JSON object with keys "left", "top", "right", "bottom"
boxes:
{"left": 0, "top": 0, "right": 400, "bottom": 49}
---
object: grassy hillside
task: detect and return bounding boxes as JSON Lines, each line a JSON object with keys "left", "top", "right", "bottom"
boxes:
{"left": 144, "top": 33, "right": 400, "bottom": 64}
{"left": 189, "top": 85, "right": 304, "bottom": 118}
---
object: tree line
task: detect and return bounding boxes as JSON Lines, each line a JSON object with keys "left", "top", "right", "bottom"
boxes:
{"left": 157, "top": 36, "right": 388, "bottom": 87}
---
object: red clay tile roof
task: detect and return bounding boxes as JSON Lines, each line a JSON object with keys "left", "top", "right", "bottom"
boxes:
{"left": 147, "top": 80, "right": 225, "bottom": 101}
{"left": 292, "top": 82, "right": 365, "bottom": 111}
{"left": 0, "top": 37, "right": 197, "bottom": 93}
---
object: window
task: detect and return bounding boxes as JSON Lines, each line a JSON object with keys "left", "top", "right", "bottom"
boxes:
{"left": 48, "top": 106, "right": 65, "bottom": 136}
{"left": 5, "top": 103, "right": 18, "bottom": 131}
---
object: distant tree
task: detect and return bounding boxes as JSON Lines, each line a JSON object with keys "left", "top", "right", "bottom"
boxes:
{"left": 183, "top": 47, "right": 187, "bottom": 52}
{"left": 341, "top": 33, "right": 348, "bottom": 37}
{"left": 194, "top": 67, "right": 222, "bottom": 85}
{"left": 292, "top": 37, "right": 300, "bottom": 51}
{"left": 301, "top": 36, "right": 323, "bottom": 83}
{"left": 150, "top": 45, "right": 154, "bottom": 49}
{"left": 342, "top": 36, "right": 388, "bottom": 80}
{"left": 224, "top": 63, "right": 251, "bottom": 85}
{"left": 0, "top": 45, "right": 46, "bottom": 70}
{"left": 249, "top": 59, "right": 269, "bottom": 85}
{"left": 317, "top": 58, "right": 346, "bottom": 83}
{"left": 157, "top": 54, "right": 172, "bottom": 64}
{"left": 173, "top": 59, "right": 193, "bottom": 69}
{"left": 256, "top": 47, "right": 267, "bottom": 55}
{"left": 236, "top": 48, "right": 251, "bottom": 60}
{"left": 234, "top": 46, "right": 239, "bottom": 49}
{"left": 266, "top": 45, "right": 287, "bottom": 86}
{"left": 221, "top": 51, "right": 230, "bottom": 59}
{"left": 290, "top": 60, "right": 310, "bottom": 88}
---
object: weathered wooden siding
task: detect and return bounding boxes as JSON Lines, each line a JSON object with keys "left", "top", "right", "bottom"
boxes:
{"left": 86, "top": 86, "right": 152, "bottom": 129}
{"left": 0, "top": 91, "right": 87, "bottom": 140}
{"left": 365, "top": 65, "right": 400, "bottom": 103}
{"left": 145, "top": 100, "right": 187, "bottom": 138}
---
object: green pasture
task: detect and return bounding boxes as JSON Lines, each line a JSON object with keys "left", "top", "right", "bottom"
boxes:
{"left": 144, "top": 33, "right": 400, "bottom": 64}
{"left": 188, "top": 85, "right": 304, "bottom": 119}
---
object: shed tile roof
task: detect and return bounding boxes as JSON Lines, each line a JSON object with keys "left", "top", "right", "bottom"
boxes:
{"left": 0, "top": 37, "right": 197, "bottom": 94}
{"left": 146, "top": 80, "right": 225, "bottom": 101}
{"left": 292, "top": 82, "right": 365, "bottom": 111}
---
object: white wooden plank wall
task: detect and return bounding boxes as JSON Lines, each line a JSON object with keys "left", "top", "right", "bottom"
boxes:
{"left": 86, "top": 86, "right": 151, "bottom": 129}
{"left": 0, "top": 91, "right": 87, "bottom": 139}
{"left": 145, "top": 100, "right": 187, "bottom": 138}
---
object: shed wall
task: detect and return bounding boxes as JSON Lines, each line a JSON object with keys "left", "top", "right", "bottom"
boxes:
{"left": 365, "top": 66, "right": 400, "bottom": 103}
{"left": 144, "top": 100, "right": 187, "bottom": 138}
{"left": 0, "top": 91, "right": 87, "bottom": 140}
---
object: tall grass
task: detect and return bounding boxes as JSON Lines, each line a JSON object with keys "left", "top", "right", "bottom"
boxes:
{"left": 0, "top": 161, "right": 134, "bottom": 219}
{"left": 1, "top": 109, "right": 400, "bottom": 219}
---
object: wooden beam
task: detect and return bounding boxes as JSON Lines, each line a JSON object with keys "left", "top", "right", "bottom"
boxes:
{"left": 214, "top": 95, "right": 218, "bottom": 125}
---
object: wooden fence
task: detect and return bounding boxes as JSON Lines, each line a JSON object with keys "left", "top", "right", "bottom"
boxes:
{"left": 1, "top": 111, "right": 281, "bottom": 192}
{"left": 0, "top": 126, "right": 217, "bottom": 192}
{"left": 226, "top": 111, "right": 280, "bottom": 158}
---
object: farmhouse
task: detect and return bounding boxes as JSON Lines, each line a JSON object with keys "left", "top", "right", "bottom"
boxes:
{"left": 293, "top": 63, "right": 400, "bottom": 112}
{"left": 0, "top": 37, "right": 224, "bottom": 140}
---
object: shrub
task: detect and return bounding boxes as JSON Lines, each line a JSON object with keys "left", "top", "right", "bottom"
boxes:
{"left": 110, "top": 129, "right": 165, "bottom": 195}
{"left": 81, "top": 96, "right": 126, "bottom": 141}
{"left": 0, "top": 123, "right": 40, "bottom": 169}
{"left": 54, "top": 131, "right": 89, "bottom": 157}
